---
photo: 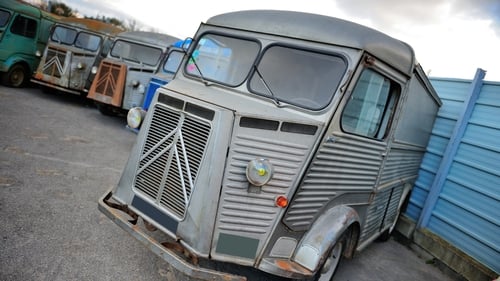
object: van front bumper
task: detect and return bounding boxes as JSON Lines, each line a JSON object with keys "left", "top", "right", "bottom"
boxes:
{"left": 98, "top": 188, "right": 247, "bottom": 281}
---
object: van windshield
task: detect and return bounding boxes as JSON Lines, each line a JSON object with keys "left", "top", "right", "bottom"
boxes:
{"left": 186, "top": 33, "right": 347, "bottom": 110}
{"left": 110, "top": 40, "right": 163, "bottom": 66}
{"left": 250, "top": 45, "right": 347, "bottom": 110}
{"left": 185, "top": 34, "right": 260, "bottom": 86}
{"left": 51, "top": 26, "right": 102, "bottom": 52}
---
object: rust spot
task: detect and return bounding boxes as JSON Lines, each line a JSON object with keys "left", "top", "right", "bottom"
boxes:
{"left": 161, "top": 241, "right": 199, "bottom": 265}
{"left": 364, "top": 56, "right": 376, "bottom": 66}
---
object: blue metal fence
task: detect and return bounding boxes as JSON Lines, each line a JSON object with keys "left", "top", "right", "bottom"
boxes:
{"left": 407, "top": 69, "right": 500, "bottom": 274}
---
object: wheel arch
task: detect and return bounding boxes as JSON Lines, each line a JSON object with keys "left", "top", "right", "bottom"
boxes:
{"left": 292, "top": 205, "right": 361, "bottom": 272}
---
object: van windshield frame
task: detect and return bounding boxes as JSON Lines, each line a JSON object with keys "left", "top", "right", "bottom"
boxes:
{"left": 185, "top": 33, "right": 347, "bottom": 110}
{"left": 110, "top": 39, "right": 163, "bottom": 66}
{"left": 249, "top": 45, "right": 347, "bottom": 110}
{"left": 51, "top": 25, "right": 102, "bottom": 52}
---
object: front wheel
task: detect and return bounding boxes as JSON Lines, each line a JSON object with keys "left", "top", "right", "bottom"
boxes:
{"left": 2, "top": 64, "right": 28, "bottom": 87}
{"left": 314, "top": 239, "right": 344, "bottom": 281}
{"left": 96, "top": 102, "right": 115, "bottom": 116}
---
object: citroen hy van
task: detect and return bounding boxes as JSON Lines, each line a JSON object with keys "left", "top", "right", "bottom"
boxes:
{"left": 87, "top": 31, "right": 179, "bottom": 115}
{"left": 31, "top": 17, "right": 123, "bottom": 95}
{"left": 99, "top": 10, "right": 441, "bottom": 281}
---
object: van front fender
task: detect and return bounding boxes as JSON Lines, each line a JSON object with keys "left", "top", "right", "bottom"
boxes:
{"left": 0, "top": 55, "right": 33, "bottom": 73}
{"left": 293, "top": 205, "right": 359, "bottom": 272}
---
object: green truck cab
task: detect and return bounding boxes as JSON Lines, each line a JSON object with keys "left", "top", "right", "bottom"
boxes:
{"left": 0, "top": 0, "right": 58, "bottom": 87}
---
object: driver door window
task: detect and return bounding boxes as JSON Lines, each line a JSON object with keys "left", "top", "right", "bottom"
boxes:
{"left": 341, "top": 68, "right": 399, "bottom": 139}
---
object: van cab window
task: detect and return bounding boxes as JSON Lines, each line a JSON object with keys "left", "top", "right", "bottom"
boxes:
{"left": 11, "top": 15, "right": 37, "bottom": 38}
{"left": 51, "top": 26, "right": 77, "bottom": 44}
{"left": 186, "top": 33, "right": 259, "bottom": 86}
{"left": 163, "top": 50, "right": 184, "bottom": 74}
{"left": 249, "top": 46, "right": 346, "bottom": 110}
{"left": 341, "top": 68, "right": 399, "bottom": 139}
{"left": 75, "top": 32, "right": 101, "bottom": 51}
{"left": 0, "top": 9, "right": 10, "bottom": 27}
{"left": 110, "top": 40, "right": 162, "bottom": 66}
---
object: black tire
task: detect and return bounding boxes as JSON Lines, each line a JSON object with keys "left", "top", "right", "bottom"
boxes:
{"left": 2, "top": 64, "right": 28, "bottom": 88}
{"left": 314, "top": 237, "right": 345, "bottom": 281}
{"left": 96, "top": 102, "right": 115, "bottom": 116}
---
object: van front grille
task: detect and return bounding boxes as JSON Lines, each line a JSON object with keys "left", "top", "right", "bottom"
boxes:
{"left": 43, "top": 47, "right": 67, "bottom": 78}
{"left": 133, "top": 103, "right": 212, "bottom": 219}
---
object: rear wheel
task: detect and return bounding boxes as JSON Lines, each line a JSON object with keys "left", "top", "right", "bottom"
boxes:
{"left": 2, "top": 64, "right": 28, "bottom": 87}
{"left": 314, "top": 238, "right": 344, "bottom": 281}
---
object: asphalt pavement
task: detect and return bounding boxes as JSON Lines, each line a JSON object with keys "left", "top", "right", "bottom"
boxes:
{"left": 0, "top": 84, "right": 456, "bottom": 281}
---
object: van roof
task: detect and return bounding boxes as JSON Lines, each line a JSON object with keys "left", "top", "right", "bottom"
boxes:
{"left": 206, "top": 10, "right": 416, "bottom": 76}
{"left": 115, "top": 31, "right": 180, "bottom": 49}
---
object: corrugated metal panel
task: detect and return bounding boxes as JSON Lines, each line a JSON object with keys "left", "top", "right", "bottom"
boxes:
{"left": 284, "top": 132, "right": 384, "bottom": 231}
{"left": 408, "top": 74, "right": 500, "bottom": 273}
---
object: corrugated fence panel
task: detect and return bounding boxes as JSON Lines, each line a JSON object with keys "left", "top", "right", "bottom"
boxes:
{"left": 409, "top": 77, "right": 500, "bottom": 273}
{"left": 407, "top": 78, "right": 471, "bottom": 220}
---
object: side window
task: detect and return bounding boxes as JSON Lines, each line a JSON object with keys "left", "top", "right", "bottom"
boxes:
{"left": 10, "top": 15, "right": 37, "bottom": 38}
{"left": 0, "top": 9, "right": 11, "bottom": 28}
{"left": 163, "top": 50, "right": 183, "bottom": 74}
{"left": 341, "top": 68, "right": 399, "bottom": 139}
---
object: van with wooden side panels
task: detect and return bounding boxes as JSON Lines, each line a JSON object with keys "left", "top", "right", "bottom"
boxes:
{"left": 98, "top": 10, "right": 441, "bottom": 281}
{"left": 31, "top": 17, "right": 123, "bottom": 96}
{"left": 87, "top": 31, "right": 179, "bottom": 115}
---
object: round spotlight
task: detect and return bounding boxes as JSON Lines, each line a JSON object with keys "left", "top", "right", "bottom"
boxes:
{"left": 127, "top": 107, "right": 146, "bottom": 129}
{"left": 246, "top": 158, "right": 273, "bottom": 186}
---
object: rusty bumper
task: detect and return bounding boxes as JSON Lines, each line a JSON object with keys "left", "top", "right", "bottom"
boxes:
{"left": 98, "top": 188, "right": 247, "bottom": 281}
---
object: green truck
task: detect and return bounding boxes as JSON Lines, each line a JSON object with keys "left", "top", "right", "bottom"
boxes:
{"left": 0, "top": 0, "right": 58, "bottom": 87}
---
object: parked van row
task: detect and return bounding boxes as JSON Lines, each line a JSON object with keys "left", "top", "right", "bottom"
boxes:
{"left": 1, "top": 0, "right": 186, "bottom": 125}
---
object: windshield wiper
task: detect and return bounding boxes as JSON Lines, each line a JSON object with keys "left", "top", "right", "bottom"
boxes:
{"left": 253, "top": 64, "right": 281, "bottom": 107}
{"left": 188, "top": 54, "right": 210, "bottom": 86}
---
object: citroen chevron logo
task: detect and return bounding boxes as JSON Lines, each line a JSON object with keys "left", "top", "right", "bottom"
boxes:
{"left": 43, "top": 53, "right": 65, "bottom": 76}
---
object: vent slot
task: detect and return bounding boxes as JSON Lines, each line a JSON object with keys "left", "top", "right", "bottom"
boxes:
{"left": 281, "top": 122, "right": 318, "bottom": 135}
{"left": 240, "top": 117, "right": 279, "bottom": 131}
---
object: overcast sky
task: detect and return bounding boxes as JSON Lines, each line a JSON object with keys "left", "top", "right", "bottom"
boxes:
{"left": 41, "top": 0, "right": 500, "bottom": 81}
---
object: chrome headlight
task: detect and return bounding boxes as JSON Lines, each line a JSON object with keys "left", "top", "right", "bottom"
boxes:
{"left": 35, "top": 50, "right": 42, "bottom": 57}
{"left": 131, "top": 80, "right": 140, "bottom": 87}
{"left": 76, "top": 62, "right": 85, "bottom": 69}
{"left": 127, "top": 107, "right": 146, "bottom": 129}
{"left": 246, "top": 158, "right": 273, "bottom": 186}
{"left": 91, "top": 66, "right": 98, "bottom": 74}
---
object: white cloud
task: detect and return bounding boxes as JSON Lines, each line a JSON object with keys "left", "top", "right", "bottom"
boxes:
{"left": 55, "top": 0, "right": 500, "bottom": 81}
